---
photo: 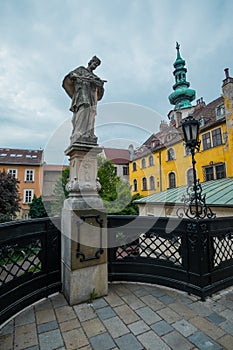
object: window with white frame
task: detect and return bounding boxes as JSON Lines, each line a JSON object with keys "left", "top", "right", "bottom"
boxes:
{"left": 149, "top": 176, "right": 155, "bottom": 190}
{"left": 24, "top": 189, "right": 34, "bottom": 203}
{"left": 142, "top": 177, "right": 147, "bottom": 191}
{"left": 216, "top": 105, "right": 225, "bottom": 120}
{"left": 168, "top": 172, "right": 176, "bottom": 189}
{"left": 167, "top": 148, "right": 175, "bottom": 161}
{"left": 25, "top": 169, "right": 34, "bottom": 182}
{"left": 8, "top": 168, "right": 18, "bottom": 178}
{"left": 141, "top": 158, "right": 146, "bottom": 169}
{"left": 203, "top": 163, "right": 226, "bottom": 181}
{"left": 148, "top": 155, "right": 154, "bottom": 166}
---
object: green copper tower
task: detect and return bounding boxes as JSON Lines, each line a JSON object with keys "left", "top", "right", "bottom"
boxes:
{"left": 169, "top": 43, "right": 196, "bottom": 110}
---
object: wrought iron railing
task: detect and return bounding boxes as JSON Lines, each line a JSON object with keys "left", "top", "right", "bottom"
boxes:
{"left": 107, "top": 215, "right": 233, "bottom": 300}
{"left": 0, "top": 218, "right": 61, "bottom": 324}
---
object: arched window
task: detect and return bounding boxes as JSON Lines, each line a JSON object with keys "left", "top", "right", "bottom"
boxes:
{"left": 133, "top": 179, "right": 138, "bottom": 192}
{"left": 149, "top": 176, "right": 155, "bottom": 190}
{"left": 167, "top": 148, "right": 175, "bottom": 161}
{"left": 141, "top": 158, "right": 146, "bottom": 168}
{"left": 187, "top": 168, "right": 194, "bottom": 186}
{"left": 142, "top": 177, "right": 147, "bottom": 191}
{"left": 149, "top": 155, "right": 154, "bottom": 166}
{"left": 168, "top": 172, "right": 176, "bottom": 189}
{"left": 133, "top": 162, "right": 137, "bottom": 171}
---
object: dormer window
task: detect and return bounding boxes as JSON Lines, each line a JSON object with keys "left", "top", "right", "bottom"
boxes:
{"left": 216, "top": 105, "right": 225, "bottom": 120}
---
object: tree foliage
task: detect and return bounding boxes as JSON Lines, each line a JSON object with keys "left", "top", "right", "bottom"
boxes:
{"left": 50, "top": 167, "right": 70, "bottom": 216}
{"left": 0, "top": 170, "right": 21, "bottom": 222}
{"left": 29, "top": 195, "right": 48, "bottom": 218}
{"left": 97, "top": 157, "right": 141, "bottom": 215}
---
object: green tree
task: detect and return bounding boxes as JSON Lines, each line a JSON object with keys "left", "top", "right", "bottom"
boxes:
{"left": 97, "top": 157, "right": 141, "bottom": 215}
{"left": 0, "top": 170, "right": 21, "bottom": 222}
{"left": 50, "top": 167, "right": 70, "bottom": 216}
{"left": 29, "top": 195, "right": 48, "bottom": 218}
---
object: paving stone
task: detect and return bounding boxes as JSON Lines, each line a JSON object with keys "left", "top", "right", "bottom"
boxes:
{"left": 103, "top": 316, "right": 129, "bottom": 338}
{"left": 14, "top": 323, "right": 38, "bottom": 350}
{"left": 220, "top": 320, "right": 233, "bottom": 336}
{"left": 59, "top": 318, "right": 80, "bottom": 332}
{"left": 89, "top": 332, "right": 115, "bottom": 350}
{"left": 50, "top": 293, "right": 68, "bottom": 308}
{"left": 104, "top": 291, "right": 125, "bottom": 307}
{"left": 144, "top": 286, "right": 166, "bottom": 297}
{"left": 206, "top": 312, "right": 226, "bottom": 325}
{"left": 128, "top": 320, "right": 150, "bottom": 335}
{"left": 218, "top": 334, "right": 233, "bottom": 350}
{"left": 189, "top": 316, "right": 225, "bottom": 340}
{"left": 177, "top": 294, "right": 194, "bottom": 305}
{"left": 188, "top": 331, "right": 222, "bottom": 350}
{"left": 140, "top": 294, "right": 165, "bottom": 311}
{"left": 38, "top": 329, "right": 64, "bottom": 350}
{"left": 134, "top": 288, "right": 150, "bottom": 297}
{"left": 157, "top": 307, "right": 182, "bottom": 324}
{"left": 158, "top": 294, "right": 176, "bottom": 305}
{"left": 112, "top": 284, "right": 132, "bottom": 296}
{"left": 0, "top": 333, "right": 13, "bottom": 350}
{"left": 34, "top": 299, "right": 52, "bottom": 312}
{"left": 23, "top": 346, "right": 39, "bottom": 350}
{"left": 172, "top": 319, "right": 197, "bottom": 337}
{"left": 15, "top": 307, "right": 36, "bottom": 326}
{"left": 219, "top": 308, "right": 233, "bottom": 321}
{"left": 169, "top": 302, "right": 198, "bottom": 320}
{"left": 92, "top": 298, "right": 108, "bottom": 309}
{"left": 0, "top": 320, "right": 14, "bottom": 335}
{"left": 114, "top": 304, "right": 140, "bottom": 324}
{"left": 127, "top": 283, "right": 144, "bottom": 292}
{"left": 37, "top": 320, "right": 59, "bottom": 334}
{"left": 115, "top": 333, "right": 143, "bottom": 350}
{"left": 35, "top": 308, "right": 56, "bottom": 324}
{"left": 151, "top": 320, "right": 173, "bottom": 336}
{"left": 55, "top": 305, "right": 77, "bottom": 323}
{"left": 188, "top": 302, "right": 212, "bottom": 317}
{"left": 82, "top": 318, "right": 106, "bottom": 338}
{"left": 137, "top": 330, "right": 171, "bottom": 350}
{"left": 73, "top": 303, "right": 96, "bottom": 322}
{"left": 219, "top": 298, "right": 233, "bottom": 310}
{"left": 135, "top": 306, "right": 161, "bottom": 325}
{"left": 162, "top": 330, "right": 193, "bottom": 349}
{"left": 122, "top": 293, "right": 145, "bottom": 310}
{"left": 62, "top": 328, "right": 89, "bottom": 349}
{"left": 96, "top": 306, "right": 116, "bottom": 320}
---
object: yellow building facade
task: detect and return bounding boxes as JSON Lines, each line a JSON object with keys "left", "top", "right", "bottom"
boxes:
{"left": 0, "top": 148, "right": 44, "bottom": 219}
{"left": 130, "top": 53, "right": 233, "bottom": 197}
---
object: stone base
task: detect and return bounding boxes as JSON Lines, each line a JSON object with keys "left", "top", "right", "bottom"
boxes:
{"left": 62, "top": 262, "right": 108, "bottom": 305}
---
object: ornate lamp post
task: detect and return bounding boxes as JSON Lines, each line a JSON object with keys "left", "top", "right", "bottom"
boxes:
{"left": 177, "top": 115, "right": 216, "bottom": 219}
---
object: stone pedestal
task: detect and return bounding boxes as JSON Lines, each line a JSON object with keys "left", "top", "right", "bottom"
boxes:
{"left": 61, "top": 142, "right": 108, "bottom": 305}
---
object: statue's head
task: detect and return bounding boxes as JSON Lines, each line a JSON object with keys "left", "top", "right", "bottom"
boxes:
{"left": 88, "top": 56, "right": 101, "bottom": 70}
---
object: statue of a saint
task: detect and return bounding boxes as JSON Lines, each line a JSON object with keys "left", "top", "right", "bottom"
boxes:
{"left": 62, "top": 56, "right": 106, "bottom": 144}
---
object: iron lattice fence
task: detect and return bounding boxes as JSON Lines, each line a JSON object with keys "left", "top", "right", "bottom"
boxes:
{"left": 108, "top": 216, "right": 233, "bottom": 300}
{"left": 0, "top": 218, "right": 61, "bottom": 325}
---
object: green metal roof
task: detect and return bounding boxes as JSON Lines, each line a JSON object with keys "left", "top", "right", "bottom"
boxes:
{"left": 135, "top": 178, "right": 233, "bottom": 207}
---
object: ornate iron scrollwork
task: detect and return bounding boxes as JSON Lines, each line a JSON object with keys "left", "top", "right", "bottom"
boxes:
{"left": 177, "top": 179, "right": 216, "bottom": 220}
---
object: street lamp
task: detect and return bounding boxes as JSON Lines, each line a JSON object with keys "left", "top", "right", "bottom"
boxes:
{"left": 177, "top": 115, "right": 215, "bottom": 219}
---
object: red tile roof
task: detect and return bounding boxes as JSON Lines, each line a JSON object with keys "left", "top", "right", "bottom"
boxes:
{"left": 0, "top": 148, "right": 43, "bottom": 165}
{"left": 103, "top": 148, "right": 130, "bottom": 164}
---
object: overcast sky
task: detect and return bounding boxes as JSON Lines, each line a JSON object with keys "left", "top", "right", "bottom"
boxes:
{"left": 0, "top": 0, "right": 233, "bottom": 162}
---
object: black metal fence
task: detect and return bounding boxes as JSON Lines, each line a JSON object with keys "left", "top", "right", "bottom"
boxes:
{"left": 0, "top": 218, "right": 61, "bottom": 324}
{"left": 107, "top": 215, "right": 233, "bottom": 300}
{"left": 0, "top": 215, "right": 233, "bottom": 324}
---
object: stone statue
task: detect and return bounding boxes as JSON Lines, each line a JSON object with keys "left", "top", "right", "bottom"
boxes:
{"left": 62, "top": 56, "right": 106, "bottom": 144}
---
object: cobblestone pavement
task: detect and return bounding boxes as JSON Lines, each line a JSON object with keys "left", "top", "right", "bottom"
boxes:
{"left": 0, "top": 283, "right": 233, "bottom": 350}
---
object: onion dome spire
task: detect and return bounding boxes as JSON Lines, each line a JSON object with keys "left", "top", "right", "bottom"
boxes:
{"left": 168, "top": 43, "right": 196, "bottom": 110}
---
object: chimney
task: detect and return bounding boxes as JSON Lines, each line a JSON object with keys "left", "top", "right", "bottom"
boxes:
{"left": 224, "top": 68, "right": 229, "bottom": 79}
{"left": 160, "top": 120, "right": 168, "bottom": 132}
